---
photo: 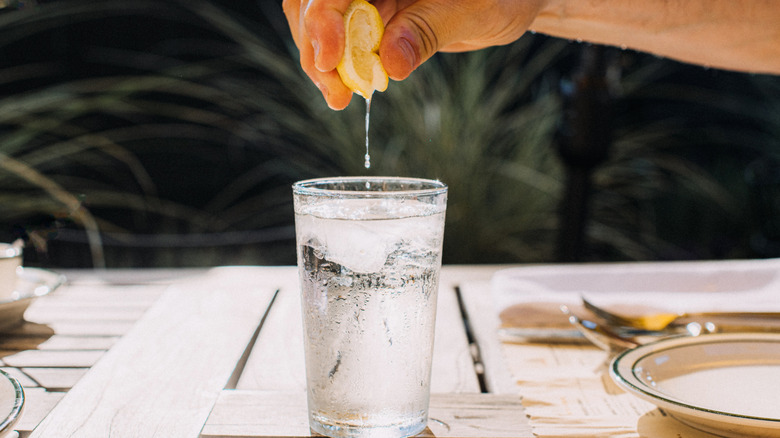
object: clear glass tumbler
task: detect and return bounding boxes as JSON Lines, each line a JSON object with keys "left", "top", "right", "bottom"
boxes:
{"left": 293, "top": 177, "right": 448, "bottom": 438}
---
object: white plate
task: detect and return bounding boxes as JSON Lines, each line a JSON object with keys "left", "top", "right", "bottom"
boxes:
{"left": 611, "top": 333, "right": 780, "bottom": 437}
{"left": 0, "top": 267, "right": 66, "bottom": 331}
{"left": 0, "top": 369, "right": 23, "bottom": 437}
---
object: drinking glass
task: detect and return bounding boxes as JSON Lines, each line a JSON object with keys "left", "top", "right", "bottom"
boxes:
{"left": 293, "top": 177, "right": 447, "bottom": 438}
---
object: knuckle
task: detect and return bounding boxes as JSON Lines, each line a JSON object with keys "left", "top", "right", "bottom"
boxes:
{"left": 404, "top": 10, "right": 439, "bottom": 56}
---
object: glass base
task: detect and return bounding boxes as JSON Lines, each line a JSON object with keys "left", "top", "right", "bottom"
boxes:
{"left": 310, "top": 412, "right": 427, "bottom": 438}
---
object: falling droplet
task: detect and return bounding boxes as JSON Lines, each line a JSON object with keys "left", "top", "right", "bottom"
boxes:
{"left": 364, "top": 97, "right": 371, "bottom": 169}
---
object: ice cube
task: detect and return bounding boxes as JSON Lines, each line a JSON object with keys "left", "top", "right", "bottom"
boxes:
{"left": 301, "top": 242, "right": 343, "bottom": 275}
{"left": 320, "top": 221, "right": 395, "bottom": 273}
{"left": 298, "top": 198, "right": 439, "bottom": 274}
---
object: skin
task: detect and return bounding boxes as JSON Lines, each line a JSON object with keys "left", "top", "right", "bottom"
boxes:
{"left": 283, "top": 0, "right": 780, "bottom": 110}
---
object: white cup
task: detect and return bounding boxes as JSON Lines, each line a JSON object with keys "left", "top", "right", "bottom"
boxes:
{"left": 0, "top": 241, "right": 23, "bottom": 301}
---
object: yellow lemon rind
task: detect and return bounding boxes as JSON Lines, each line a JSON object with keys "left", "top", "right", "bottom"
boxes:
{"left": 336, "top": 0, "right": 388, "bottom": 99}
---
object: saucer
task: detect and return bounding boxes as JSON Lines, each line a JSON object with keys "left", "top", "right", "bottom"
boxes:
{"left": 0, "top": 267, "right": 66, "bottom": 331}
{"left": 0, "top": 370, "right": 23, "bottom": 438}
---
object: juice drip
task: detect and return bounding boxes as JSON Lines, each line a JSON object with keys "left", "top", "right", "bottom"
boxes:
{"left": 364, "top": 97, "right": 371, "bottom": 169}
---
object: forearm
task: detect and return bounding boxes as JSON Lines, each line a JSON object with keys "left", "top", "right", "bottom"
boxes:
{"left": 531, "top": 0, "right": 780, "bottom": 74}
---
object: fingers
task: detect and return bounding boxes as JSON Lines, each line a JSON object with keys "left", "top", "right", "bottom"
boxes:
{"left": 300, "top": 39, "right": 354, "bottom": 110}
{"left": 284, "top": 0, "right": 544, "bottom": 106}
{"left": 304, "top": 0, "right": 353, "bottom": 72}
{"left": 284, "top": 0, "right": 354, "bottom": 110}
{"left": 283, "top": 0, "right": 307, "bottom": 60}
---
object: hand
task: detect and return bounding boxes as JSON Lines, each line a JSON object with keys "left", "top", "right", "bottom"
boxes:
{"left": 283, "top": 0, "right": 354, "bottom": 110}
{"left": 283, "top": 0, "right": 546, "bottom": 109}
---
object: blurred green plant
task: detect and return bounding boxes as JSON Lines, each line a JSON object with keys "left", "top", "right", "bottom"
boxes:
{"left": 361, "top": 42, "right": 568, "bottom": 263}
{"left": 1, "top": 0, "right": 777, "bottom": 267}
{"left": 0, "top": 0, "right": 568, "bottom": 266}
{"left": 589, "top": 60, "right": 780, "bottom": 260}
{"left": 260, "top": 31, "right": 572, "bottom": 263}
{"left": 0, "top": 0, "right": 306, "bottom": 267}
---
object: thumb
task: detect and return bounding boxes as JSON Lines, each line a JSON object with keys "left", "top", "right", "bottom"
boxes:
{"left": 379, "top": 1, "right": 539, "bottom": 80}
{"left": 380, "top": 3, "right": 448, "bottom": 81}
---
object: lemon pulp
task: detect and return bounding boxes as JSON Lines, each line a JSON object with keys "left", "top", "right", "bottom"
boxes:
{"left": 336, "top": 0, "right": 388, "bottom": 99}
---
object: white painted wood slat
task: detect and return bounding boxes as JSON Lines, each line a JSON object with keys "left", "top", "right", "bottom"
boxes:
{"left": 28, "top": 270, "right": 278, "bottom": 438}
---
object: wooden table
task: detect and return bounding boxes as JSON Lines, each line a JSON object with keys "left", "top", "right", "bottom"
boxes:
{"left": 0, "top": 265, "right": 532, "bottom": 437}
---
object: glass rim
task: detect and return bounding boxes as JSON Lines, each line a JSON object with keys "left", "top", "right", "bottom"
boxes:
{"left": 292, "top": 176, "right": 447, "bottom": 197}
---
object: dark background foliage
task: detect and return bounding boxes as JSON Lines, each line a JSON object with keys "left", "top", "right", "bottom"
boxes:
{"left": 1, "top": 0, "right": 778, "bottom": 268}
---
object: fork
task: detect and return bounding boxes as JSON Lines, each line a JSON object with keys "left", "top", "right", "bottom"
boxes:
{"left": 560, "top": 305, "right": 706, "bottom": 353}
{"left": 582, "top": 297, "right": 780, "bottom": 331}
{"left": 560, "top": 305, "right": 640, "bottom": 352}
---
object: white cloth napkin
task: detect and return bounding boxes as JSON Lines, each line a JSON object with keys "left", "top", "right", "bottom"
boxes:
{"left": 492, "top": 258, "right": 780, "bottom": 315}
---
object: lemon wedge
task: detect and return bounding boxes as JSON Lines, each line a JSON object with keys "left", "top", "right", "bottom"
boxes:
{"left": 336, "top": 0, "right": 388, "bottom": 99}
